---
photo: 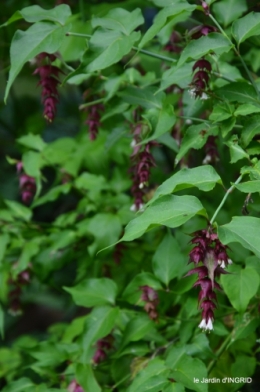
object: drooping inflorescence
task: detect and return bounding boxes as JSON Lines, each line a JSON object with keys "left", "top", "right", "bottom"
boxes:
{"left": 140, "top": 285, "right": 159, "bottom": 320}
{"left": 187, "top": 228, "right": 232, "bottom": 331}
{"left": 33, "top": 52, "right": 62, "bottom": 122}
{"left": 17, "top": 162, "right": 36, "bottom": 205}
{"left": 129, "top": 123, "right": 156, "bottom": 211}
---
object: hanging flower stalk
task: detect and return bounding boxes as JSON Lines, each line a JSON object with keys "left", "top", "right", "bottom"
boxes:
{"left": 187, "top": 229, "right": 232, "bottom": 331}
{"left": 203, "top": 135, "right": 219, "bottom": 165}
{"left": 17, "top": 162, "right": 36, "bottom": 205}
{"left": 189, "top": 58, "right": 212, "bottom": 99}
{"left": 33, "top": 52, "right": 62, "bottom": 122}
{"left": 130, "top": 123, "right": 156, "bottom": 211}
{"left": 67, "top": 380, "right": 84, "bottom": 392}
{"left": 8, "top": 269, "right": 31, "bottom": 316}
{"left": 92, "top": 334, "right": 114, "bottom": 364}
{"left": 84, "top": 102, "right": 104, "bottom": 140}
{"left": 140, "top": 285, "right": 159, "bottom": 320}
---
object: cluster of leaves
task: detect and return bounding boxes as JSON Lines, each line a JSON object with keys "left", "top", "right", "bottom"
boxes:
{"left": 1, "top": 0, "right": 260, "bottom": 391}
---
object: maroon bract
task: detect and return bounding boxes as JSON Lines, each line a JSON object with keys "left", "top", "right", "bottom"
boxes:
{"left": 189, "top": 59, "right": 212, "bottom": 99}
{"left": 33, "top": 53, "right": 62, "bottom": 122}
{"left": 164, "top": 31, "right": 182, "bottom": 53}
{"left": 68, "top": 380, "right": 84, "bottom": 392}
{"left": 140, "top": 285, "right": 159, "bottom": 320}
{"left": 189, "top": 25, "right": 217, "bottom": 40}
{"left": 17, "top": 162, "right": 36, "bottom": 205}
{"left": 8, "top": 269, "right": 31, "bottom": 316}
{"left": 187, "top": 229, "right": 232, "bottom": 331}
{"left": 84, "top": 103, "right": 104, "bottom": 140}
{"left": 130, "top": 124, "right": 156, "bottom": 211}
{"left": 92, "top": 334, "right": 114, "bottom": 364}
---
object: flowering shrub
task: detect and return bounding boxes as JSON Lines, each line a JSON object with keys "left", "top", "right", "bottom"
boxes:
{"left": 1, "top": 0, "right": 260, "bottom": 391}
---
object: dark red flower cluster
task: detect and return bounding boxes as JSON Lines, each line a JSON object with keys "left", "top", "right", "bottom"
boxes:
{"left": 203, "top": 135, "right": 219, "bottom": 165}
{"left": 187, "top": 229, "right": 232, "bottom": 331}
{"left": 68, "top": 380, "right": 84, "bottom": 392}
{"left": 92, "top": 334, "right": 114, "bottom": 364}
{"left": 84, "top": 103, "right": 104, "bottom": 140}
{"left": 130, "top": 124, "right": 156, "bottom": 211}
{"left": 8, "top": 269, "right": 31, "bottom": 316}
{"left": 17, "top": 162, "right": 36, "bottom": 204}
{"left": 140, "top": 285, "right": 159, "bottom": 320}
{"left": 189, "top": 25, "right": 217, "bottom": 40}
{"left": 189, "top": 58, "right": 212, "bottom": 99}
{"left": 33, "top": 52, "right": 62, "bottom": 122}
{"left": 164, "top": 31, "right": 182, "bottom": 53}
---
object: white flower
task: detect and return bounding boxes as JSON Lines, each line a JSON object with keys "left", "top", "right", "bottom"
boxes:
{"left": 201, "top": 92, "right": 209, "bottom": 100}
{"left": 185, "top": 119, "right": 193, "bottom": 125}
{"left": 219, "top": 260, "right": 226, "bottom": 269}
{"left": 228, "top": 258, "right": 233, "bottom": 265}
{"left": 130, "top": 139, "right": 136, "bottom": 148}
{"left": 188, "top": 87, "right": 197, "bottom": 98}
{"left": 202, "top": 154, "right": 211, "bottom": 165}
{"left": 130, "top": 204, "right": 137, "bottom": 212}
{"left": 139, "top": 182, "right": 144, "bottom": 189}
{"left": 199, "top": 317, "right": 214, "bottom": 331}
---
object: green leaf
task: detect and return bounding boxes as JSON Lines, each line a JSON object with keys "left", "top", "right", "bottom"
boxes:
{"left": 1, "top": 378, "right": 35, "bottom": 392}
{"left": 231, "top": 355, "right": 256, "bottom": 378}
{"left": 120, "top": 195, "right": 207, "bottom": 242}
{"left": 22, "top": 151, "right": 42, "bottom": 178}
{"left": 166, "top": 348, "right": 208, "bottom": 392}
{"left": 122, "top": 272, "right": 162, "bottom": 304}
{"left": 1, "top": 4, "right": 71, "bottom": 27}
{"left": 16, "top": 134, "right": 46, "bottom": 151}
{"left": 152, "top": 233, "right": 186, "bottom": 286}
{"left": 234, "top": 103, "right": 260, "bottom": 116}
{"left": 32, "top": 184, "right": 71, "bottom": 208}
{"left": 64, "top": 278, "right": 118, "bottom": 307}
{"left": 232, "top": 12, "right": 260, "bottom": 45}
{"left": 178, "top": 33, "right": 232, "bottom": 66}
{"left": 92, "top": 8, "right": 144, "bottom": 35}
{"left": 0, "top": 304, "right": 4, "bottom": 339}
{"left": 216, "top": 82, "right": 258, "bottom": 103}
{"left": 87, "top": 31, "right": 139, "bottom": 72}
{"left": 17, "top": 241, "right": 40, "bottom": 273}
{"left": 241, "top": 115, "right": 260, "bottom": 147}
{"left": 127, "top": 358, "right": 170, "bottom": 392}
{"left": 175, "top": 124, "right": 218, "bottom": 165}
{"left": 235, "top": 180, "right": 260, "bottom": 193}
{"left": 81, "top": 306, "right": 119, "bottom": 361}
{"left": 76, "top": 364, "right": 101, "bottom": 392}
{"left": 209, "top": 102, "right": 234, "bottom": 122}
{"left": 226, "top": 136, "right": 249, "bottom": 163}
{"left": 0, "top": 234, "right": 9, "bottom": 265}
{"left": 42, "top": 137, "right": 77, "bottom": 165}
{"left": 144, "top": 104, "right": 176, "bottom": 141}
{"left": 147, "top": 165, "right": 222, "bottom": 206}
{"left": 139, "top": 4, "right": 196, "bottom": 49}
{"left": 4, "top": 22, "right": 69, "bottom": 102}
{"left": 118, "top": 86, "right": 164, "bottom": 110}
{"left": 221, "top": 265, "right": 259, "bottom": 312}
{"left": 212, "top": 0, "right": 247, "bottom": 27}
{"left": 120, "top": 315, "right": 154, "bottom": 348}
{"left": 218, "top": 216, "right": 260, "bottom": 257}
{"left": 158, "top": 63, "right": 193, "bottom": 92}
{"left": 4, "top": 200, "right": 32, "bottom": 221}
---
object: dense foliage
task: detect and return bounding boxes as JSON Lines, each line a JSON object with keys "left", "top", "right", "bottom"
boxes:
{"left": 1, "top": 0, "right": 260, "bottom": 391}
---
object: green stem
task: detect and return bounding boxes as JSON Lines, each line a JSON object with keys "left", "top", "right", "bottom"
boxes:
{"left": 66, "top": 32, "right": 177, "bottom": 63}
{"left": 210, "top": 175, "right": 243, "bottom": 225}
{"left": 79, "top": 98, "right": 104, "bottom": 110}
{"left": 207, "top": 333, "right": 232, "bottom": 374}
{"left": 178, "top": 115, "right": 210, "bottom": 123}
{"left": 132, "top": 46, "right": 176, "bottom": 63}
{"left": 209, "top": 14, "right": 260, "bottom": 99}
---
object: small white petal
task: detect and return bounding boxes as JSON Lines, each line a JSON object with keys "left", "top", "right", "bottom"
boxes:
{"left": 206, "top": 318, "right": 214, "bottom": 330}
{"left": 202, "top": 154, "right": 211, "bottom": 164}
{"left": 130, "top": 204, "right": 137, "bottom": 212}
{"left": 189, "top": 88, "right": 196, "bottom": 98}
{"left": 201, "top": 92, "right": 209, "bottom": 100}
{"left": 139, "top": 183, "right": 144, "bottom": 189}
{"left": 185, "top": 119, "right": 193, "bottom": 125}
{"left": 198, "top": 319, "right": 207, "bottom": 329}
{"left": 130, "top": 139, "right": 136, "bottom": 148}
{"left": 228, "top": 258, "right": 233, "bottom": 265}
{"left": 220, "top": 260, "right": 226, "bottom": 269}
